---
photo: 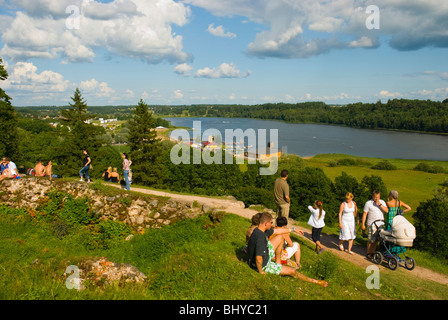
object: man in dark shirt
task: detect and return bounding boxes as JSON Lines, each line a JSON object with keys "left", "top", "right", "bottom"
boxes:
{"left": 247, "top": 212, "right": 329, "bottom": 287}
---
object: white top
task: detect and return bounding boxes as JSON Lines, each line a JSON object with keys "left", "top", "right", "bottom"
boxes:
{"left": 363, "top": 199, "right": 386, "bottom": 226}
{"left": 8, "top": 161, "right": 18, "bottom": 175}
{"left": 341, "top": 201, "right": 356, "bottom": 218}
{"left": 307, "top": 206, "right": 325, "bottom": 228}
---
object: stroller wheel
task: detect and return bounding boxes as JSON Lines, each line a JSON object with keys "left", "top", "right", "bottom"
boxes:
{"left": 372, "top": 251, "right": 383, "bottom": 265}
{"left": 388, "top": 256, "right": 399, "bottom": 270}
{"left": 404, "top": 257, "right": 416, "bottom": 271}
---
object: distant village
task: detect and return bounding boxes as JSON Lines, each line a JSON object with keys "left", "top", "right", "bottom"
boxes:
{"left": 170, "top": 134, "right": 283, "bottom": 162}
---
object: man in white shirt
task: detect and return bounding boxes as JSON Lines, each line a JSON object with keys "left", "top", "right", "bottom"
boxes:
{"left": 362, "top": 190, "right": 388, "bottom": 258}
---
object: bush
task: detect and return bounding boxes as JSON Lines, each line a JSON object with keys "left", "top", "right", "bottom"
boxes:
{"left": 413, "top": 189, "right": 448, "bottom": 259}
{"left": 371, "top": 160, "right": 397, "bottom": 170}
{"left": 289, "top": 167, "right": 339, "bottom": 223}
{"left": 328, "top": 158, "right": 372, "bottom": 167}
{"left": 413, "top": 162, "right": 446, "bottom": 174}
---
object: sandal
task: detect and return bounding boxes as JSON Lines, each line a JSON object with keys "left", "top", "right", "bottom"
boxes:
{"left": 347, "top": 251, "right": 354, "bottom": 255}
{"left": 339, "top": 244, "right": 344, "bottom": 251}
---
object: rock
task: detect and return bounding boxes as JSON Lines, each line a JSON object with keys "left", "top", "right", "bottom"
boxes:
{"left": 75, "top": 257, "right": 147, "bottom": 289}
{"left": 0, "top": 177, "right": 202, "bottom": 233}
{"left": 202, "top": 204, "right": 214, "bottom": 213}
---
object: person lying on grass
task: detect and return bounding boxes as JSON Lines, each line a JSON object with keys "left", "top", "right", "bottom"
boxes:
{"left": 246, "top": 212, "right": 329, "bottom": 288}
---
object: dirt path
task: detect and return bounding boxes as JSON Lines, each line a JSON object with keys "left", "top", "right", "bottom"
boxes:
{"left": 112, "top": 184, "right": 448, "bottom": 286}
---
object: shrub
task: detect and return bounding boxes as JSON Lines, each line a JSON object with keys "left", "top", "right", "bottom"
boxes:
{"left": 371, "top": 160, "right": 397, "bottom": 170}
{"left": 413, "top": 189, "right": 448, "bottom": 259}
{"left": 328, "top": 158, "right": 371, "bottom": 167}
{"left": 413, "top": 162, "right": 446, "bottom": 174}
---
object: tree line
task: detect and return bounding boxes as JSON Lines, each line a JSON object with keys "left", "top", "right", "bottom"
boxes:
{"left": 152, "top": 99, "right": 448, "bottom": 134}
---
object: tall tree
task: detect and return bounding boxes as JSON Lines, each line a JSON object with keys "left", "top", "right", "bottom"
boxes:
{"left": 56, "top": 88, "right": 104, "bottom": 176}
{"left": 127, "top": 99, "right": 160, "bottom": 185}
{"left": 60, "top": 88, "right": 101, "bottom": 150}
{"left": 0, "top": 57, "right": 19, "bottom": 159}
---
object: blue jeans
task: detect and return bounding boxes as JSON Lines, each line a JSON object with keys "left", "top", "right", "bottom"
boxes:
{"left": 79, "top": 166, "right": 90, "bottom": 180}
{"left": 123, "top": 169, "right": 130, "bottom": 190}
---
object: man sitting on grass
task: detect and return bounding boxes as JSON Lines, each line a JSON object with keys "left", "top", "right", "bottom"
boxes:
{"left": 247, "top": 212, "right": 328, "bottom": 287}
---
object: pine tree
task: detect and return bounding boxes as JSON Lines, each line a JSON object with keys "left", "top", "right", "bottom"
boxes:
{"left": 0, "top": 57, "right": 19, "bottom": 159}
{"left": 60, "top": 88, "right": 101, "bottom": 150}
{"left": 127, "top": 99, "right": 160, "bottom": 185}
{"left": 56, "top": 88, "right": 104, "bottom": 176}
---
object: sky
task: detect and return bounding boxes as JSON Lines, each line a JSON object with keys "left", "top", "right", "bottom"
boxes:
{"left": 0, "top": 0, "right": 447, "bottom": 107}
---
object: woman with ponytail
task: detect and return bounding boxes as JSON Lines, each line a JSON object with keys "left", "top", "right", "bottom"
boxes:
{"left": 307, "top": 200, "right": 326, "bottom": 254}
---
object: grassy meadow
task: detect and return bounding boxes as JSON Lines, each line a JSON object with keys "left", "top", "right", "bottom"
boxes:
{"left": 305, "top": 153, "right": 448, "bottom": 223}
{"left": 1, "top": 207, "right": 447, "bottom": 301}
{"left": 0, "top": 153, "right": 447, "bottom": 301}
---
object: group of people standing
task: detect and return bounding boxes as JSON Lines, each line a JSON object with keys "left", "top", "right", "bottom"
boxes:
{"left": 79, "top": 150, "right": 132, "bottom": 191}
{"left": 245, "top": 168, "right": 412, "bottom": 287}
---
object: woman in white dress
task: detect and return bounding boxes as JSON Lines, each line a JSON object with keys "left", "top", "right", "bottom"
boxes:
{"left": 338, "top": 192, "right": 359, "bottom": 254}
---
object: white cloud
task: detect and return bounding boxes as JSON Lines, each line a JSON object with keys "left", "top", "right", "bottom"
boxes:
{"left": 0, "top": 0, "right": 192, "bottom": 64}
{"left": 174, "top": 63, "right": 194, "bottom": 76}
{"left": 3, "top": 61, "right": 71, "bottom": 93}
{"left": 195, "top": 62, "right": 251, "bottom": 79}
{"left": 379, "top": 90, "right": 402, "bottom": 99}
{"left": 174, "top": 89, "right": 184, "bottom": 99}
{"left": 207, "top": 24, "right": 236, "bottom": 38}
{"left": 349, "top": 36, "right": 377, "bottom": 48}
{"left": 303, "top": 91, "right": 358, "bottom": 101}
{"left": 79, "top": 78, "right": 115, "bottom": 97}
{"left": 185, "top": 0, "right": 448, "bottom": 59}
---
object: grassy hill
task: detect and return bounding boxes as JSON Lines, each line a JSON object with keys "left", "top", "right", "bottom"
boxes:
{"left": 1, "top": 153, "right": 447, "bottom": 302}
{"left": 1, "top": 202, "right": 447, "bottom": 300}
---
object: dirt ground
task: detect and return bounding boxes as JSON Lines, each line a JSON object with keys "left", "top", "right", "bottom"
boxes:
{"left": 111, "top": 184, "right": 448, "bottom": 286}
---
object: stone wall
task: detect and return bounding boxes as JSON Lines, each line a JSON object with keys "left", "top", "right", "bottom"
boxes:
{"left": 0, "top": 177, "right": 205, "bottom": 231}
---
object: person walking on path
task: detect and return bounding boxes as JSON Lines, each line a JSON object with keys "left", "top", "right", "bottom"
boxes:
{"left": 362, "top": 190, "right": 388, "bottom": 259}
{"left": 274, "top": 169, "right": 290, "bottom": 226}
{"left": 338, "top": 193, "right": 358, "bottom": 254}
{"left": 307, "top": 200, "right": 326, "bottom": 254}
{"left": 122, "top": 153, "right": 132, "bottom": 191}
{"left": 386, "top": 190, "right": 411, "bottom": 230}
{"left": 79, "top": 149, "right": 91, "bottom": 183}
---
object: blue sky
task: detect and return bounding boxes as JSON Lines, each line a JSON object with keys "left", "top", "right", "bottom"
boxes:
{"left": 0, "top": 0, "right": 447, "bottom": 106}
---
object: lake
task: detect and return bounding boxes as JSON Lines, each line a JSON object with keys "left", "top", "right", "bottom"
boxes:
{"left": 164, "top": 117, "right": 448, "bottom": 161}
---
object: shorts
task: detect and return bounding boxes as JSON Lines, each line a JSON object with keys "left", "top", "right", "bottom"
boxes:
{"left": 312, "top": 227, "right": 323, "bottom": 243}
{"left": 262, "top": 241, "right": 282, "bottom": 275}
{"left": 283, "top": 242, "right": 299, "bottom": 260}
{"left": 368, "top": 222, "right": 383, "bottom": 243}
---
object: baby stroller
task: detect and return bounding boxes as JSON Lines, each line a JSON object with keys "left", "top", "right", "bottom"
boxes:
{"left": 371, "top": 214, "right": 416, "bottom": 271}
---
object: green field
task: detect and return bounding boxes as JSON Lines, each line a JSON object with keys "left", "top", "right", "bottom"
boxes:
{"left": 304, "top": 153, "right": 448, "bottom": 224}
